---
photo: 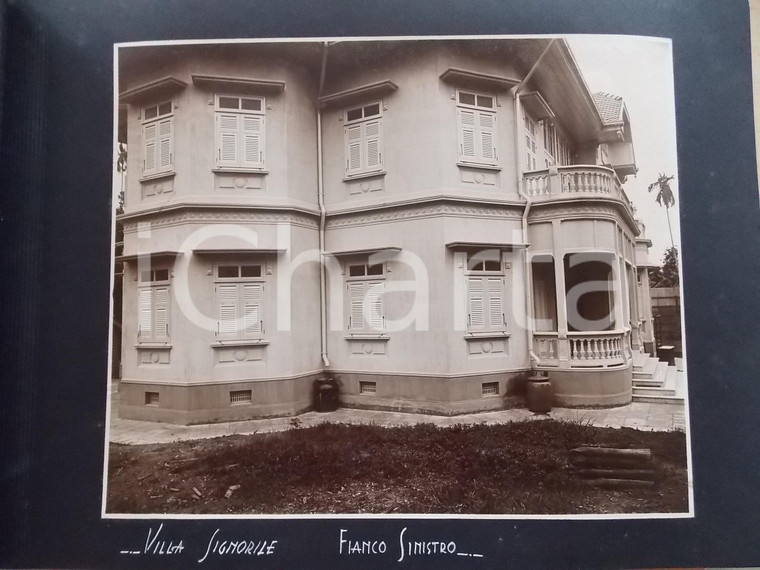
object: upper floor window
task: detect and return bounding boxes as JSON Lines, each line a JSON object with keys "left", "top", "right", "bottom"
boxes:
{"left": 465, "top": 251, "right": 508, "bottom": 332}
{"left": 215, "top": 263, "right": 265, "bottom": 339}
{"left": 542, "top": 121, "right": 572, "bottom": 167}
{"left": 456, "top": 90, "right": 497, "bottom": 166}
{"left": 215, "top": 95, "right": 265, "bottom": 169}
{"left": 346, "top": 261, "right": 385, "bottom": 331}
{"left": 524, "top": 112, "right": 538, "bottom": 171}
{"left": 344, "top": 102, "right": 383, "bottom": 177}
{"left": 137, "top": 265, "right": 171, "bottom": 342}
{"left": 142, "top": 101, "right": 173, "bottom": 175}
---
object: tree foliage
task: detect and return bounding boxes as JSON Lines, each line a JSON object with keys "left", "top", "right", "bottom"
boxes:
{"left": 648, "top": 246, "right": 679, "bottom": 288}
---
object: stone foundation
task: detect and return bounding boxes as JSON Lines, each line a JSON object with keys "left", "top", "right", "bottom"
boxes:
{"left": 119, "top": 372, "right": 321, "bottom": 424}
{"left": 330, "top": 371, "right": 527, "bottom": 416}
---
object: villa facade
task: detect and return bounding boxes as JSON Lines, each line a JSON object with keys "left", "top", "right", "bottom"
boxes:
{"left": 116, "top": 39, "right": 656, "bottom": 424}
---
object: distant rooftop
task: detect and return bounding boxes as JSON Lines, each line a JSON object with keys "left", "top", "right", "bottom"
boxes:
{"left": 592, "top": 91, "right": 625, "bottom": 125}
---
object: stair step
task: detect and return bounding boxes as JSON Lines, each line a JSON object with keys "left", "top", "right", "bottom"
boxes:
{"left": 632, "top": 378, "right": 664, "bottom": 388}
{"left": 633, "top": 386, "right": 676, "bottom": 397}
{"left": 633, "top": 357, "right": 659, "bottom": 379}
{"left": 632, "top": 351, "right": 650, "bottom": 370}
{"left": 632, "top": 393, "right": 684, "bottom": 405}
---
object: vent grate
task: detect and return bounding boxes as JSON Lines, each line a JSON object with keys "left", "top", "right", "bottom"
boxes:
{"left": 230, "top": 390, "right": 253, "bottom": 404}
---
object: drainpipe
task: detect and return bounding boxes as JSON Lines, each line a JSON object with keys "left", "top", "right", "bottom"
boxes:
{"left": 317, "top": 42, "right": 330, "bottom": 367}
{"left": 514, "top": 38, "right": 558, "bottom": 369}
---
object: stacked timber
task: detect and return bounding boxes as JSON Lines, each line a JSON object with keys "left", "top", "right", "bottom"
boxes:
{"left": 570, "top": 447, "right": 655, "bottom": 487}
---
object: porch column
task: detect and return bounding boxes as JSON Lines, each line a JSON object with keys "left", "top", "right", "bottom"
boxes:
{"left": 611, "top": 254, "right": 627, "bottom": 335}
{"left": 551, "top": 220, "right": 570, "bottom": 368}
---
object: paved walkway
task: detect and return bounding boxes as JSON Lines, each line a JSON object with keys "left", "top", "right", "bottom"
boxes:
{"left": 108, "top": 385, "right": 686, "bottom": 445}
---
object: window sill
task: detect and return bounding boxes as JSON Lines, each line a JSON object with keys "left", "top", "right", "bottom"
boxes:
{"left": 134, "top": 343, "right": 172, "bottom": 349}
{"left": 139, "top": 171, "right": 176, "bottom": 183}
{"left": 345, "top": 334, "right": 389, "bottom": 341}
{"left": 464, "top": 331, "right": 510, "bottom": 340}
{"left": 211, "top": 340, "right": 269, "bottom": 348}
{"left": 456, "top": 162, "right": 501, "bottom": 172}
{"left": 212, "top": 167, "right": 269, "bottom": 175}
{"left": 343, "top": 170, "right": 386, "bottom": 182}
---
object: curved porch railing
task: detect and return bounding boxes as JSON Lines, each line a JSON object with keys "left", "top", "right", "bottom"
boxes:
{"left": 568, "top": 331, "right": 625, "bottom": 367}
{"left": 523, "top": 165, "right": 633, "bottom": 213}
{"left": 532, "top": 330, "right": 629, "bottom": 369}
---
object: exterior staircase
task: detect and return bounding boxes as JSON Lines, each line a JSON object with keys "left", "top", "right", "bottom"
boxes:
{"left": 632, "top": 349, "right": 686, "bottom": 405}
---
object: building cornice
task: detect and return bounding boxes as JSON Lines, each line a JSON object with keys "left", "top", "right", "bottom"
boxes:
{"left": 121, "top": 207, "right": 320, "bottom": 233}
{"left": 325, "top": 197, "right": 524, "bottom": 229}
{"left": 527, "top": 197, "right": 639, "bottom": 235}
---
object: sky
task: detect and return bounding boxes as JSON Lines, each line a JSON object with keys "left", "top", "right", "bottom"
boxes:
{"left": 568, "top": 35, "right": 680, "bottom": 264}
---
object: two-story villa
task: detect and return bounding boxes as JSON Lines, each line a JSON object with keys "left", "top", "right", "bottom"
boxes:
{"left": 116, "top": 38, "right": 655, "bottom": 424}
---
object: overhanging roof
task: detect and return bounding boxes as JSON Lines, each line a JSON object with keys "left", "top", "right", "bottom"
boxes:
{"left": 191, "top": 74, "right": 285, "bottom": 94}
{"left": 520, "top": 91, "right": 555, "bottom": 121}
{"left": 439, "top": 67, "right": 520, "bottom": 92}
{"left": 324, "top": 246, "right": 402, "bottom": 257}
{"left": 117, "top": 251, "right": 183, "bottom": 262}
{"left": 446, "top": 241, "right": 528, "bottom": 250}
{"left": 119, "top": 76, "right": 187, "bottom": 104}
{"left": 192, "top": 248, "right": 286, "bottom": 255}
{"left": 318, "top": 80, "right": 398, "bottom": 108}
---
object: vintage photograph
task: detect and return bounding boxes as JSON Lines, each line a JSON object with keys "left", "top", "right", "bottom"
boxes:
{"left": 103, "top": 36, "right": 690, "bottom": 517}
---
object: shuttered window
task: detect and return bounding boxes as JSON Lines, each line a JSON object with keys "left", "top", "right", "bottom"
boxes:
{"left": 346, "top": 261, "right": 385, "bottom": 332}
{"left": 344, "top": 102, "right": 383, "bottom": 176}
{"left": 142, "top": 101, "right": 174, "bottom": 175}
{"left": 524, "top": 112, "right": 538, "bottom": 171}
{"left": 467, "top": 276, "right": 506, "bottom": 331}
{"left": 215, "top": 96, "right": 265, "bottom": 169}
{"left": 456, "top": 90, "right": 498, "bottom": 166}
{"left": 137, "top": 284, "right": 170, "bottom": 341}
{"left": 465, "top": 251, "right": 508, "bottom": 332}
{"left": 215, "top": 264, "right": 265, "bottom": 339}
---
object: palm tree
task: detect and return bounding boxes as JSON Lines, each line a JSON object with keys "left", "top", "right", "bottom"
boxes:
{"left": 647, "top": 173, "right": 676, "bottom": 248}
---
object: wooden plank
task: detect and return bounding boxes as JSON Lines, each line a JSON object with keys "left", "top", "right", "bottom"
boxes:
{"left": 571, "top": 447, "right": 651, "bottom": 460}
{"left": 570, "top": 456, "right": 652, "bottom": 470}
{"left": 576, "top": 469, "right": 656, "bottom": 480}
{"left": 582, "top": 479, "right": 655, "bottom": 488}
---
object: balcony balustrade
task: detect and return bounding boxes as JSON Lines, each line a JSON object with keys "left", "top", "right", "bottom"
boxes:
{"left": 523, "top": 165, "right": 633, "bottom": 213}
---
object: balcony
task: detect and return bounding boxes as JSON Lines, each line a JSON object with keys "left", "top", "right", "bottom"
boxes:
{"left": 522, "top": 165, "right": 633, "bottom": 214}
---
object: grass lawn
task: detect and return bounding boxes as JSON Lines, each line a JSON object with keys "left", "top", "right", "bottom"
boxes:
{"left": 106, "top": 419, "right": 688, "bottom": 515}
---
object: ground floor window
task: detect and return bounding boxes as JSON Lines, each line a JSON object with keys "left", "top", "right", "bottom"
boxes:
{"left": 345, "top": 261, "right": 386, "bottom": 332}
{"left": 215, "top": 263, "right": 265, "bottom": 339}
{"left": 465, "top": 250, "right": 508, "bottom": 332}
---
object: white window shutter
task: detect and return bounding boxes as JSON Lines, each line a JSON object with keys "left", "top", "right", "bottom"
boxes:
{"left": 467, "top": 277, "right": 484, "bottom": 328}
{"left": 143, "top": 123, "right": 157, "bottom": 172}
{"left": 158, "top": 118, "right": 173, "bottom": 169}
{"left": 367, "top": 281, "right": 384, "bottom": 330}
{"left": 364, "top": 120, "right": 381, "bottom": 169}
{"left": 154, "top": 287, "right": 170, "bottom": 338}
{"left": 487, "top": 277, "right": 504, "bottom": 328}
{"left": 217, "top": 114, "right": 239, "bottom": 166}
{"left": 138, "top": 289, "right": 153, "bottom": 337}
{"left": 346, "top": 125, "right": 362, "bottom": 173}
{"left": 217, "top": 284, "right": 239, "bottom": 337}
{"left": 458, "top": 109, "right": 476, "bottom": 159}
{"left": 242, "top": 115, "right": 263, "bottom": 167}
{"left": 242, "top": 283, "right": 263, "bottom": 336}
{"left": 479, "top": 112, "right": 496, "bottom": 161}
{"left": 348, "top": 282, "right": 366, "bottom": 330}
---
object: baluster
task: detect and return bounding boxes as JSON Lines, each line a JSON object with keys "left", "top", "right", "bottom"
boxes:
{"left": 581, "top": 339, "right": 588, "bottom": 359}
{"left": 570, "top": 339, "right": 577, "bottom": 360}
{"left": 550, "top": 340, "right": 556, "bottom": 359}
